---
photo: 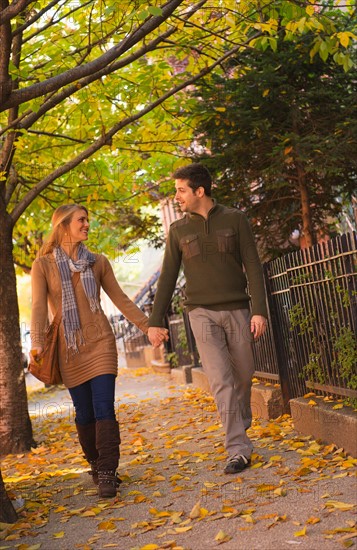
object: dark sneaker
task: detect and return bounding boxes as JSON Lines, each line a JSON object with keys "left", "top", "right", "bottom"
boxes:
{"left": 224, "top": 454, "right": 251, "bottom": 474}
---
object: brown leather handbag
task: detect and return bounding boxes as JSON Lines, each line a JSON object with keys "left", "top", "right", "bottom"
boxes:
{"left": 29, "top": 272, "right": 80, "bottom": 385}
{"left": 29, "top": 310, "right": 63, "bottom": 385}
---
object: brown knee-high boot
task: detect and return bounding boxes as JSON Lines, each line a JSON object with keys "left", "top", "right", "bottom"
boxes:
{"left": 75, "top": 422, "right": 99, "bottom": 485}
{"left": 96, "top": 419, "right": 121, "bottom": 498}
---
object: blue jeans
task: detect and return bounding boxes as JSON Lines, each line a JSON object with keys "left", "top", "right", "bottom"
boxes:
{"left": 68, "top": 374, "right": 116, "bottom": 425}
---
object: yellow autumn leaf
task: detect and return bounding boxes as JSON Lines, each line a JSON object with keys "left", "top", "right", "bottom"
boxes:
{"left": 338, "top": 31, "right": 351, "bottom": 48}
{"left": 307, "top": 516, "right": 320, "bottom": 524}
{"left": 263, "top": 89, "right": 270, "bottom": 97}
{"left": 170, "top": 474, "right": 184, "bottom": 481}
{"left": 189, "top": 501, "right": 201, "bottom": 519}
{"left": 53, "top": 531, "right": 65, "bottom": 538}
{"left": 149, "top": 508, "right": 171, "bottom": 517}
{"left": 171, "top": 511, "right": 183, "bottom": 524}
{"left": 62, "top": 473, "right": 80, "bottom": 480}
{"left": 294, "top": 526, "right": 307, "bottom": 536}
{"left": 31, "top": 446, "right": 47, "bottom": 454}
{"left": 242, "top": 514, "right": 255, "bottom": 523}
{"left": 303, "top": 392, "right": 316, "bottom": 398}
{"left": 134, "top": 495, "right": 147, "bottom": 503}
{"left": 139, "top": 545, "right": 160, "bottom": 550}
{"left": 325, "top": 527, "right": 357, "bottom": 535}
{"left": 269, "top": 455, "right": 282, "bottom": 462}
{"left": 203, "top": 482, "right": 218, "bottom": 488}
{"left": 156, "top": 511, "right": 172, "bottom": 518}
{"left": 325, "top": 501, "right": 355, "bottom": 511}
{"left": 251, "top": 462, "right": 264, "bottom": 469}
{"left": 274, "top": 487, "right": 287, "bottom": 497}
{"left": 54, "top": 505, "right": 66, "bottom": 513}
{"left": 256, "top": 483, "right": 278, "bottom": 492}
{"left": 174, "top": 526, "right": 192, "bottom": 533}
{"left": 203, "top": 424, "right": 220, "bottom": 432}
{"left": 308, "top": 400, "right": 317, "bottom": 406}
{"left": 294, "top": 466, "right": 312, "bottom": 476}
{"left": 333, "top": 403, "right": 344, "bottom": 410}
{"left": 0, "top": 522, "right": 13, "bottom": 530}
{"left": 81, "top": 510, "right": 97, "bottom": 517}
{"left": 97, "top": 521, "right": 117, "bottom": 531}
{"left": 222, "top": 506, "right": 237, "bottom": 514}
{"left": 215, "top": 529, "right": 232, "bottom": 543}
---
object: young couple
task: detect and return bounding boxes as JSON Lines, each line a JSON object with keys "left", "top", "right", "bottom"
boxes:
{"left": 30, "top": 163, "right": 267, "bottom": 499}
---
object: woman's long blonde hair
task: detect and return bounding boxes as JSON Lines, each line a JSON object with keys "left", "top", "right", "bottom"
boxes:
{"left": 39, "top": 204, "right": 88, "bottom": 256}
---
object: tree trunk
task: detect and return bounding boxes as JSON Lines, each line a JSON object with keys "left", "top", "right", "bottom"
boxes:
{"left": 0, "top": 210, "right": 34, "bottom": 455}
{"left": 0, "top": 468, "right": 17, "bottom": 523}
{"left": 298, "top": 170, "right": 314, "bottom": 249}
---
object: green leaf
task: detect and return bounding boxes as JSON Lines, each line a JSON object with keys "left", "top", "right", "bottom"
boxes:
{"left": 148, "top": 6, "right": 163, "bottom": 16}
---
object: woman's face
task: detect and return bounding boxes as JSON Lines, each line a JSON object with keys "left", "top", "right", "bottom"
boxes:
{"left": 65, "top": 208, "right": 89, "bottom": 244}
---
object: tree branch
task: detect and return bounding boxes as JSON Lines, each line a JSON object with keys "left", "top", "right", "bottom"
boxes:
{"left": 26, "top": 129, "right": 86, "bottom": 144}
{"left": 10, "top": 32, "right": 262, "bottom": 224}
{"left": 0, "top": 0, "right": 33, "bottom": 25}
{"left": 0, "top": 0, "right": 186, "bottom": 111}
{"left": 1, "top": 22, "right": 179, "bottom": 133}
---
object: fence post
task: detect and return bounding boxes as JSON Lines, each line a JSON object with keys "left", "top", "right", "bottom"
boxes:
{"left": 263, "top": 263, "right": 292, "bottom": 413}
{"left": 341, "top": 232, "right": 357, "bottom": 338}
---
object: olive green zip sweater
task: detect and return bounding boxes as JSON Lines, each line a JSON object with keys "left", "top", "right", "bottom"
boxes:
{"left": 149, "top": 202, "right": 268, "bottom": 327}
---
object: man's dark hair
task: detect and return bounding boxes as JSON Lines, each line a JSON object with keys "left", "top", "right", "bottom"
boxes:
{"left": 172, "top": 163, "right": 212, "bottom": 196}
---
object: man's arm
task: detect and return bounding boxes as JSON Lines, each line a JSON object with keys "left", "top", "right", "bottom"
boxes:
{"left": 238, "top": 213, "right": 268, "bottom": 329}
{"left": 148, "top": 226, "right": 182, "bottom": 328}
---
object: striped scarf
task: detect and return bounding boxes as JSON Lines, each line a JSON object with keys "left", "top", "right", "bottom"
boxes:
{"left": 54, "top": 244, "right": 100, "bottom": 354}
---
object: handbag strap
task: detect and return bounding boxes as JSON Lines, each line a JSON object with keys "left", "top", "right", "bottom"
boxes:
{"left": 52, "top": 271, "right": 81, "bottom": 324}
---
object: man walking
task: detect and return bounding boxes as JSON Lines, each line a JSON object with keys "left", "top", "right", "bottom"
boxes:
{"left": 148, "top": 163, "right": 267, "bottom": 474}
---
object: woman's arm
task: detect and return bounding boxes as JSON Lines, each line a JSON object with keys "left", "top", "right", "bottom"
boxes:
{"left": 99, "top": 255, "right": 150, "bottom": 334}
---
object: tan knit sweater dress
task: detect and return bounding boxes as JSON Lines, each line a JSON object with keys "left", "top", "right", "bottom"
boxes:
{"left": 30, "top": 253, "right": 149, "bottom": 388}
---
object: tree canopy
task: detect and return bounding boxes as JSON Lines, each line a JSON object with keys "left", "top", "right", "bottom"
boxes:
{"left": 178, "top": 2, "right": 357, "bottom": 257}
{"left": 1, "top": 1, "right": 355, "bottom": 266}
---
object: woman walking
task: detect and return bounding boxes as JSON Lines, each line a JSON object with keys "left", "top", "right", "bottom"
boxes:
{"left": 30, "top": 204, "right": 166, "bottom": 498}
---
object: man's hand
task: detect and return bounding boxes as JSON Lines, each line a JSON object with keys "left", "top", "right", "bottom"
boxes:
{"left": 250, "top": 315, "right": 267, "bottom": 340}
{"left": 148, "top": 327, "right": 169, "bottom": 348}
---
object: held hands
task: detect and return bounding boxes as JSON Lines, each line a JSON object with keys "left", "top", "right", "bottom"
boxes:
{"left": 250, "top": 315, "right": 267, "bottom": 340}
{"left": 148, "top": 327, "right": 169, "bottom": 348}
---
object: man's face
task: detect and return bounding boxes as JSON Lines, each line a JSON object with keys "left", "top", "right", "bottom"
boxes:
{"left": 174, "top": 178, "right": 201, "bottom": 213}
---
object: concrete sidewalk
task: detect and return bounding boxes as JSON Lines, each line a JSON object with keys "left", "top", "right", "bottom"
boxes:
{"left": 1, "top": 366, "right": 356, "bottom": 550}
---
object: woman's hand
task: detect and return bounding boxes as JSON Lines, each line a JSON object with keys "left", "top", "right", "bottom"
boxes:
{"left": 30, "top": 347, "right": 43, "bottom": 362}
{"left": 148, "top": 327, "right": 169, "bottom": 348}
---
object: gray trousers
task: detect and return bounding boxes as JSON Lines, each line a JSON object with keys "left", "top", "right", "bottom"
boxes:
{"left": 188, "top": 308, "right": 254, "bottom": 458}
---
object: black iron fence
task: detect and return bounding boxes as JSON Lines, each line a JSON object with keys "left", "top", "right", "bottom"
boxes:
{"left": 265, "top": 232, "right": 357, "bottom": 408}
{"left": 115, "top": 232, "right": 357, "bottom": 408}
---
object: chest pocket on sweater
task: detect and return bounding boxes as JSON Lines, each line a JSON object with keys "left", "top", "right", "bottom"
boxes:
{"left": 180, "top": 234, "right": 200, "bottom": 259}
{"left": 216, "top": 228, "right": 237, "bottom": 253}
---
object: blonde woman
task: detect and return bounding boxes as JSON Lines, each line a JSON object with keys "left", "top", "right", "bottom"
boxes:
{"left": 30, "top": 204, "right": 167, "bottom": 498}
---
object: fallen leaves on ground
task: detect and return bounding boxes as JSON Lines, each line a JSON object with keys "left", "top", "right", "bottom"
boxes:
{"left": 1, "top": 368, "right": 356, "bottom": 549}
